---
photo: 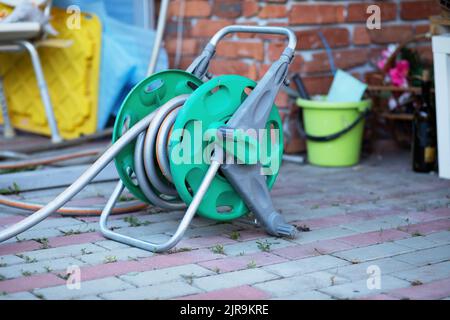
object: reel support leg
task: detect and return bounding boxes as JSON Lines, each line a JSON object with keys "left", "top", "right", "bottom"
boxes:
{"left": 99, "top": 161, "right": 221, "bottom": 253}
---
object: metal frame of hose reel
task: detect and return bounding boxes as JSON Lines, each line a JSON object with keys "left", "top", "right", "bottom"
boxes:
{"left": 99, "top": 25, "right": 298, "bottom": 252}
{"left": 0, "top": 25, "right": 299, "bottom": 253}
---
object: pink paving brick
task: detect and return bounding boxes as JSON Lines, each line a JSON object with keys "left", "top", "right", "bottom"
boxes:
{"left": 0, "top": 273, "right": 65, "bottom": 294}
{"left": 177, "top": 285, "right": 270, "bottom": 300}
{"left": 337, "top": 229, "right": 410, "bottom": 247}
{"left": 386, "top": 278, "right": 450, "bottom": 300}
{"left": 47, "top": 232, "right": 104, "bottom": 248}
{"left": 400, "top": 219, "right": 450, "bottom": 235}
{"left": 427, "top": 207, "right": 450, "bottom": 218}
{"left": 198, "top": 252, "right": 287, "bottom": 273}
{"left": 0, "top": 240, "right": 41, "bottom": 256}
{"left": 78, "top": 249, "right": 223, "bottom": 281}
{"left": 0, "top": 215, "right": 25, "bottom": 226}
{"left": 176, "top": 235, "right": 237, "bottom": 250}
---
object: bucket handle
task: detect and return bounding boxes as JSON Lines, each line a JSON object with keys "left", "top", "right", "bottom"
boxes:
{"left": 298, "top": 109, "right": 370, "bottom": 142}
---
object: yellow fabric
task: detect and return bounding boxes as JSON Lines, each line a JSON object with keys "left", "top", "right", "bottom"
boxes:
{"left": 0, "top": 6, "right": 101, "bottom": 139}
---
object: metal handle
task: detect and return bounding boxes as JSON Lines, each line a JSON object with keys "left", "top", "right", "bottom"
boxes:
{"left": 188, "top": 25, "right": 297, "bottom": 80}
{"left": 209, "top": 25, "right": 297, "bottom": 51}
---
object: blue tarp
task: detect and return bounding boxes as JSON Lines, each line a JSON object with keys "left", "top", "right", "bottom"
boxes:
{"left": 54, "top": 0, "right": 169, "bottom": 130}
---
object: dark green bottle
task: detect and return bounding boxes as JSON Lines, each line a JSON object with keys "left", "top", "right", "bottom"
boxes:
{"left": 412, "top": 70, "right": 437, "bottom": 173}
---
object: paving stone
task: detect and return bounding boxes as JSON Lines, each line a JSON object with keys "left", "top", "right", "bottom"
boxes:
{"left": 0, "top": 292, "right": 39, "bottom": 300}
{"left": 5, "top": 228, "right": 62, "bottom": 243}
{"left": 291, "top": 226, "right": 358, "bottom": 244}
{"left": 78, "top": 249, "right": 223, "bottom": 282}
{"left": 424, "top": 231, "right": 450, "bottom": 245}
{"left": 0, "top": 273, "right": 65, "bottom": 294}
{"left": 0, "top": 254, "right": 24, "bottom": 266}
{"left": 47, "top": 232, "right": 105, "bottom": 248}
{"left": 393, "top": 236, "right": 440, "bottom": 250}
{"left": 78, "top": 247, "right": 153, "bottom": 265}
{"left": 393, "top": 245, "right": 450, "bottom": 266}
{"left": 272, "top": 239, "right": 353, "bottom": 260}
{"left": 0, "top": 240, "right": 41, "bottom": 256}
{"left": 391, "top": 261, "right": 450, "bottom": 283}
{"left": 337, "top": 229, "right": 409, "bottom": 247}
{"left": 33, "top": 276, "right": 134, "bottom": 300}
{"left": 180, "top": 223, "right": 241, "bottom": 238}
{"left": 342, "top": 216, "right": 412, "bottom": 233}
{"left": 178, "top": 285, "right": 270, "bottom": 300}
{"left": 20, "top": 243, "right": 105, "bottom": 262}
{"left": 263, "top": 255, "right": 349, "bottom": 278}
{"left": 56, "top": 220, "right": 128, "bottom": 234}
{"left": 176, "top": 235, "right": 237, "bottom": 250}
{"left": 193, "top": 268, "right": 279, "bottom": 291}
{"left": 93, "top": 240, "right": 131, "bottom": 251}
{"left": 254, "top": 271, "right": 348, "bottom": 298}
{"left": 198, "top": 252, "right": 287, "bottom": 273}
{"left": 221, "top": 238, "right": 295, "bottom": 256}
{"left": 387, "top": 278, "right": 450, "bottom": 300}
{"left": 119, "top": 264, "right": 213, "bottom": 287}
{"left": 29, "top": 218, "right": 85, "bottom": 231}
{"left": 100, "top": 281, "right": 201, "bottom": 300}
{"left": 332, "top": 242, "right": 414, "bottom": 263}
{"left": 331, "top": 258, "right": 415, "bottom": 281}
{"left": 319, "top": 275, "right": 411, "bottom": 299}
{"left": 74, "top": 295, "right": 104, "bottom": 300}
{"left": 0, "top": 256, "right": 84, "bottom": 279}
{"left": 273, "top": 290, "right": 334, "bottom": 300}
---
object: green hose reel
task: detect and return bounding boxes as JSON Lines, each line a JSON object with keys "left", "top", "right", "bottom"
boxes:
{"left": 112, "top": 72, "right": 283, "bottom": 221}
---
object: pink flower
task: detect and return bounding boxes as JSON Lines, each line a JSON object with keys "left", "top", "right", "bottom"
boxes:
{"left": 389, "top": 60, "right": 409, "bottom": 87}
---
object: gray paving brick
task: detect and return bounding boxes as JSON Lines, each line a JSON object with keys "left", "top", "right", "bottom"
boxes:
{"left": 74, "top": 295, "right": 104, "bottom": 300}
{"left": 291, "top": 226, "right": 358, "bottom": 244}
{"left": 424, "top": 231, "right": 450, "bottom": 245}
{"left": 255, "top": 271, "right": 348, "bottom": 298}
{"left": 0, "top": 292, "right": 39, "bottom": 300}
{"left": 391, "top": 261, "right": 450, "bottom": 283}
{"left": 342, "top": 216, "right": 411, "bottom": 233}
{"left": 393, "top": 236, "right": 440, "bottom": 250}
{"left": 0, "top": 257, "right": 84, "bottom": 279}
{"left": 273, "top": 290, "right": 334, "bottom": 300}
{"left": 78, "top": 247, "right": 153, "bottom": 265}
{"left": 21, "top": 243, "right": 104, "bottom": 262}
{"left": 33, "top": 276, "right": 134, "bottom": 300}
{"left": 118, "top": 221, "right": 182, "bottom": 237}
{"left": 331, "top": 258, "right": 414, "bottom": 281}
{"left": 57, "top": 219, "right": 129, "bottom": 234}
{"left": 5, "top": 228, "right": 62, "bottom": 243}
{"left": 263, "top": 255, "right": 349, "bottom": 278}
{"left": 100, "top": 281, "right": 201, "bottom": 300}
{"left": 332, "top": 242, "right": 414, "bottom": 263}
{"left": 0, "top": 255, "right": 24, "bottom": 266}
{"left": 93, "top": 240, "right": 130, "bottom": 251}
{"left": 29, "top": 218, "right": 84, "bottom": 231}
{"left": 193, "top": 268, "right": 278, "bottom": 291}
{"left": 120, "top": 264, "right": 213, "bottom": 287}
{"left": 319, "top": 275, "right": 411, "bottom": 299}
{"left": 393, "top": 245, "right": 450, "bottom": 266}
{"left": 222, "top": 237, "right": 295, "bottom": 256}
{"left": 180, "top": 223, "right": 240, "bottom": 238}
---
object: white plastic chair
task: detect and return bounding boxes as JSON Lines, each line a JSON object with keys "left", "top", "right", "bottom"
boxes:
{"left": 0, "top": 0, "right": 62, "bottom": 142}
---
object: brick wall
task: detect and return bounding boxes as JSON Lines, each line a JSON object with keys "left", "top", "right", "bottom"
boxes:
{"left": 163, "top": 0, "right": 440, "bottom": 151}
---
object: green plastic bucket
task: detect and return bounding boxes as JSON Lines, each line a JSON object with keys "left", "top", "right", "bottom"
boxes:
{"left": 296, "top": 96, "right": 371, "bottom": 167}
